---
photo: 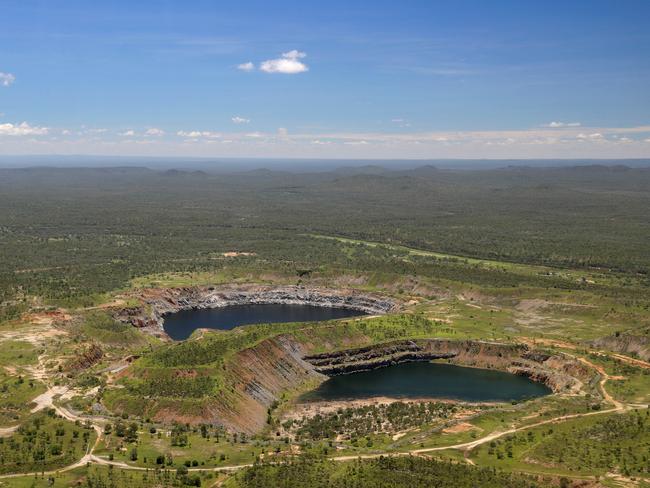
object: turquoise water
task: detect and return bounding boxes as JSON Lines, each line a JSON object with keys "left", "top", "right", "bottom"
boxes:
{"left": 303, "top": 361, "right": 551, "bottom": 402}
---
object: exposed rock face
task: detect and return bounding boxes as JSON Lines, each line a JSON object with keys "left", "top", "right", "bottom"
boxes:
{"left": 221, "top": 335, "right": 323, "bottom": 431}
{"left": 213, "top": 338, "right": 591, "bottom": 433}
{"left": 590, "top": 334, "right": 650, "bottom": 361}
{"left": 303, "top": 339, "right": 588, "bottom": 395}
{"left": 115, "top": 285, "right": 396, "bottom": 338}
{"left": 304, "top": 340, "right": 456, "bottom": 374}
{"left": 66, "top": 343, "right": 103, "bottom": 371}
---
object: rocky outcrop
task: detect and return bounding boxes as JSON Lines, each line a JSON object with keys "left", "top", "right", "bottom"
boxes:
{"left": 66, "top": 343, "right": 103, "bottom": 371}
{"left": 219, "top": 335, "right": 323, "bottom": 431}
{"left": 115, "top": 285, "right": 396, "bottom": 338}
{"left": 305, "top": 340, "right": 456, "bottom": 374}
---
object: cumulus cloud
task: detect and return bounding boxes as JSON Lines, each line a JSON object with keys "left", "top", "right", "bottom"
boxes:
{"left": 0, "top": 122, "right": 48, "bottom": 136}
{"left": 543, "top": 121, "right": 581, "bottom": 128}
{"left": 0, "top": 72, "right": 15, "bottom": 87}
{"left": 231, "top": 116, "right": 250, "bottom": 124}
{"left": 260, "top": 50, "right": 308, "bottom": 74}
{"left": 119, "top": 130, "right": 135, "bottom": 137}
{"left": 237, "top": 62, "right": 254, "bottom": 72}
{"left": 145, "top": 128, "right": 165, "bottom": 136}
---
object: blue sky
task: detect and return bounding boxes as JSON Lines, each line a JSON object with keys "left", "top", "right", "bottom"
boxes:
{"left": 1, "top": 0, "right": 649, "bottom": 158}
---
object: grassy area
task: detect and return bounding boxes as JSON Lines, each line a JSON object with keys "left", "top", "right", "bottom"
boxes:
{"left": 0, "top": 340, "right": 39, "bottom": 370}
{"left": 75, "top": 311, "right": 155, "bottom": 350}
{"left": 223, "top": 453, "right": 551, "bottom": 488}
{"left": 0, "top": 410, "right": 96, "bottom": 475}
{"left": 1, "top": 465, "right": 226, "bottom": 487}
{"left": 584, "top": 353, "right": 650, "bottom": 404}
{"left": 0, "top": 371, "right": 46, "bottom": 426}
{"left": 471, "top": 409, "right": 650, "bottom": 478}
{"left": 94, "top": 420, "right": 291, "bottom": 469}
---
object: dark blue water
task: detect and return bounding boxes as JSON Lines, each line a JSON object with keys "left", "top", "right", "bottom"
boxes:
{"left": 163, "top": 304, "right": 367, "bottom": 340}
{"left": 303, "top": 362, "right": 551, "bottom": 402}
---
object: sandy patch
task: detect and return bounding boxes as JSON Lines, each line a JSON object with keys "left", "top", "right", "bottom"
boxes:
{"left": 391, "top": 429, "right": 418, "bottom": 441}
{"left": 30, "top": 386, "right": 69, "bottom": 413}
{"left": 442, "top": 422, "right": 476, "bottom": 434}
{"left": 222, "top": 252, "right": 256, "bottom": 257}
{"left": 23, "top": 309, "right": 72, "bottom": 326}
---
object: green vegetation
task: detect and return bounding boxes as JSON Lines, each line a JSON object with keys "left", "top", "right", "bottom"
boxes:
{"left": 1, "top": 166, "right": 649, "bottom": 304}
{"left": 0, "top": 340, "right": 39, "bottom": 369}
{"left": 225, "top": 453, "right": 547, "bottom": 488}
{"left": 0, "top": 410, "right": 95, "bottom": 474}
{"left": 473, "top": 409, "right": 650, "bottom": 477}
{"left": 0, "top": 465, "right": 222, "bottom": 487}
{"left": 1, "top": 165, "right": 650, "bottom": 485}
{"left": 95, "top": 420, "right": 290, "bottom": 469}
{"left": 284, "top": 401, "right": 459, "bottom": 440}
{"left": 0, "top": 371, "right": 46, "bottom": 426}
{"left": 76, "top": 311, "right": 152, "bottom": 349}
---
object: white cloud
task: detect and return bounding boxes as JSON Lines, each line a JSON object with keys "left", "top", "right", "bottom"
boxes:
{"left": 237, "top": 62, "right": 254, "bottom": 72}
{"left": 145, "top": 128, "right": 165, "bottom": 136}
{"left": 231, "top": 116, "right": 250, "bottom": 124}
{"left": 0, "top": 122, "right": 48, "bottom": 136}
{"left": 576, "top": 132, "right": 603, "bottom": 140}
{"left": 177, "top": 130, "right": 221, "bottom": 139}
{"left": 119, "top": 130, "right": 135, "bottom": 137}
{"left": 0, "top": 72, "right": 15, "bottom": 87}
{"left": 260, "top": 50, "right": 308, "bottom": 74}
{"left": 391, "top": 118, "right": 411, "bottom": 128}
{"left": 277, "top": 127, "right": 288, "bottom": 138}
{"left": 543, "top": 121, "right": 581, "bottom": 128}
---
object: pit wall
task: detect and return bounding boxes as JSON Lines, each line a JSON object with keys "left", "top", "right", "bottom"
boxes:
{"left": 209, "top": 337, "right": 593, "bottom": 433}
{"left": 115, "top": 285, "right": 396, "bottom": 338}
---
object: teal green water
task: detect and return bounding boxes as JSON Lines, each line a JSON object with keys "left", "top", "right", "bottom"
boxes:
{"left": 303, "top": 362, "right": 551, "bottom": 402}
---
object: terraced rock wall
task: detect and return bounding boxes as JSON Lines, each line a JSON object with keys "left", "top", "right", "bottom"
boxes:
{"left": 115, "top": 285, "right": 396, "bottom": 338}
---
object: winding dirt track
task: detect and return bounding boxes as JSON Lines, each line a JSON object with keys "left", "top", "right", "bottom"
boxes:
{"left": 0, "top": 345, "right": 646, "bottom": 481}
